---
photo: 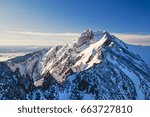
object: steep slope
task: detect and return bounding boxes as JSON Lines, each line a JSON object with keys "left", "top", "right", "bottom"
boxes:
{"left": 0, "top": 29, "right": 150, "bottom": 100}
{"left": 127, "top": 44, "right": 150, "bottom": 65}
{"left": 62, "top": 37, "right": 150, "bottom": 99}
{"left": 7, "top": 49, "right": 49, "bottom": 84}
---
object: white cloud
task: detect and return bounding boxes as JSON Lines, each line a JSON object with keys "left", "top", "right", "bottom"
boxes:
{"left": 7, "top": 31, "right": 80, "bottom": 39}
{"left": 112, "top": 33, "right": 150, "bottom": 46}
{"left": 0, "top": 31, "right": 80, "bottom": 46}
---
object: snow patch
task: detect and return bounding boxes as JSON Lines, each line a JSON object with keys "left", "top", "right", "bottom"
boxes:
{"left": 121, "top": 67, "right": 145, "bottom": 99}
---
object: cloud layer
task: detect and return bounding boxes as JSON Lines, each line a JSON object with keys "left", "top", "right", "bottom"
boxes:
{"left": 112, "top": 33, "right": 150, "bottom": 46}
{"left": 7, "top": 31, "right": 80, "bottom": 39}
{"left": 0, "top": 31, "right": 80, "bottom": 46}
{"left": 0, "top": 31, "right": 150, "bottom": 46}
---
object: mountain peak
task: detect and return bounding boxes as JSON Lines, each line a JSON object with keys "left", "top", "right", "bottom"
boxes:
{"left": 8, "top": 29, "right": 127, "bottom": 83}
{"left": 73, "top": 29, "right": 112, "bottom": 53}
{"left": 73, "top": 29, "right": 94, "bottom": 48}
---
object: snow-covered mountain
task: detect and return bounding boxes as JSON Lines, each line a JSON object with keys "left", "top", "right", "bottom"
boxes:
{"left": 0, "top": 29, "right": 150, "bottom": 100}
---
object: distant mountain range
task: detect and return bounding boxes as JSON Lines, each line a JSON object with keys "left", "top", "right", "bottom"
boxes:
{"left": 0, "top": 29, "right": 150, "bottom": 100}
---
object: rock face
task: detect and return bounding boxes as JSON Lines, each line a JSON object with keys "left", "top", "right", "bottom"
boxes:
{"left": 0, "top": 29, "right": 150, "bottom": 100}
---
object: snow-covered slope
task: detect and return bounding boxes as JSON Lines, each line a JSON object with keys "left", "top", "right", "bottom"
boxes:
{"left": 127, "top": 44, "right": 150, "bottom": 65}
{"left": 0, "top": 29, "right": 150, "bottom": 100}
{"left": 7, "top": 49, "right": 49, "bottom": 83}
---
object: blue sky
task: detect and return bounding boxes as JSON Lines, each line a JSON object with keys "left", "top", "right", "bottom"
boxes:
{"left": 0, "top": 0, "right": 150, "bottom": 46}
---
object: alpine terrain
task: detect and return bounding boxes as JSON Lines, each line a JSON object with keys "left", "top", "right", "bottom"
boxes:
{"left": 0, "top": 29, "right": 150, "bottom": 100}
